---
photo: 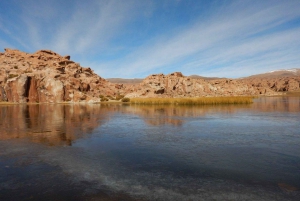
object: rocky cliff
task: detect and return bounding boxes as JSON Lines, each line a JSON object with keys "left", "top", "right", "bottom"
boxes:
{"left": 1, "top": 49, "right": 299, "bottom": 103}
{"left": 241, "top": 77, "right": 300, "bottom": 93}
{"left": 125, "top": 72, "right": 300, "bottom": 98}
{"left": 0, "top": 48, "right": 129, "bottom": 103}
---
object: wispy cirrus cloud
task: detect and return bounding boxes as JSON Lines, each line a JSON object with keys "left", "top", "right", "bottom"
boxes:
{"left": 50, "top": 1, "right": 139, "bottom": 55}
{"left": 0, "top": 0, "right": 299, "bottom": 78}
{"left": 182, "top": 26, "right": 300, "bottom": 77}
{"left": 94, "top": 0, "right": 300, "bottom": 78}
{"left": 1, "top": 0, "right": 151, "bottom": 55}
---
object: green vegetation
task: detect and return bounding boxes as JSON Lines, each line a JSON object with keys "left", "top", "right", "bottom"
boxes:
{"left": 8, "top": 74, "right": 18, "bottom": 79}
{"left": 99, "top": 94, "right": 127, "bottom": 102}
{"left": 285, "top": 90, "right": 300, "bottom": 96}
{"left": 100, "top": 97, "right": 109, "bottom": 102}
{"left": 121, "top": 97, "right": 130, "bottom": 102}
{"left": 106, "top": 95, "right": 115, "bottom": 100}
{"left": 98, "top": 96, "right": 253, "bottom": 104}
{"left": 116, "top": 94, "right": 125, "bottom": 100}
{"left": 130, "top": 96, "right": 254, "bottom": 105}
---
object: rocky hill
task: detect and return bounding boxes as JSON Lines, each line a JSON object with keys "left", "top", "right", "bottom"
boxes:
{"left": 0, "top": 48, "right": 130, "bottom": 103}
{"left": 1, "top": 48, "right": 299, "bottom": 103}
{"left": 125, "top": 69, "right": 300, "bottom": 98}
{"left": 125, "top": 72, "right": 291, "bottom": 98}
{"left": 246, "top": 69, "right": 300, "bottom": 78}
{"left": 241, "top": 76, "right": 300, "bottom": 93}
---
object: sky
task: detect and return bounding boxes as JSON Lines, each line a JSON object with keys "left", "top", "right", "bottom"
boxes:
{"left": 0, "top": 0, "right": 300, "bottom": 78}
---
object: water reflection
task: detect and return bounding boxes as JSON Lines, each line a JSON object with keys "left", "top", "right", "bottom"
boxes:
{"left": 1, "top": 96, "right": 299, "bottom": 146}
{"left": 0, "top": 104, "right": 251, "bottom": 146}
{"left": 253, "top": 96, "right": 300, "bottom": 112}
{"left": 121, "top": 104, "right": 251, "bottom": 127}
{"left": 0, "top": 97, "right": 299, "bottom": 201}
{"left": 0, "top": 104, "right": 110, "bottom": 146}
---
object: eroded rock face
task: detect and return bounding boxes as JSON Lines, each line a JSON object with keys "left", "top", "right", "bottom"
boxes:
{"left": 1, "top": 48, "right": 299, "bottom": 102}
{"left": 0, "top": 48, "right": 129, "bottom": 103}
{"left": 126, "top": 72, "right": 300, "bottom": 98}
{"left": 4, "top": 75, "right": 25, "bottom": 102}
{"left": 242, "top": 77, "right": 300, "bottom": 93}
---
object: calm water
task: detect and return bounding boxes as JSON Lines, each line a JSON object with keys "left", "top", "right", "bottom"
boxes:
{"left": 0, "top": 97, "right": 299, "bottom": 201}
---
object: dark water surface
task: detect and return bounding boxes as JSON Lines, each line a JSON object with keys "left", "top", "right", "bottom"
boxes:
{"left": 0, "top": 97, "right": 300, "bottom": 201}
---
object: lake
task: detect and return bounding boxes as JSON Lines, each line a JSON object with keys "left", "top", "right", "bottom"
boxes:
{"left": 0, "top": 97, "right": 299, "bottom": 201}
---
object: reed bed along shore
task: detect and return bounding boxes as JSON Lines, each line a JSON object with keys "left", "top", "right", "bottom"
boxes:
{"left": 130, "top": 96, "right": 254, "bottom": 105}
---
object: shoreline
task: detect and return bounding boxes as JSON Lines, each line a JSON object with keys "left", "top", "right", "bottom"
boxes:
{"left": 1, "top": 93, "right": 300, "bottom": 105}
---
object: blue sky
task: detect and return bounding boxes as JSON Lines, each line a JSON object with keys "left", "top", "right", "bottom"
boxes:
{"left": 1, "top": 0, "right": 300, "bottom": 78}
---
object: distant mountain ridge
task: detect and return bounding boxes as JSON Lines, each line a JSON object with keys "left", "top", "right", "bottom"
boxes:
{"left": 107, "top": 78, "right": 143, "bottom": 84}
{"left": 246, "top": 68, "right": 300, "bottom": 78}
{"left": 187, "top": 75, "right": 225, "bottom": 80}
{"left": 107, "top": 69, "right": 300, "bottom": 83}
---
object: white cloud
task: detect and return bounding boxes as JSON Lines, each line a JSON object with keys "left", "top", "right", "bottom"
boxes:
{"left": 49, "top": 0, "right": 146, "bottom": 55}
{"left": 2, "top": 0, "right": 148, "bottom": 55}
{"left": 1, "top": 0, "right": 300, "bottom": 78}
{"left": 94, "top": 0, "right": 300, "bottom": 78}
{"left": 182, "top": 27, "right": 300, "bottom": 75}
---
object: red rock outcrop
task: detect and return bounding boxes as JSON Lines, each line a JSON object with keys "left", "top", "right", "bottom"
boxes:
{"left": 125, "top": 72, "right": 300, "bottom": 98}
{"left": 1, "top": 48, "right": 299, "bottom": 103}
{"left": 0, "top": 48, "right": 129, "bottom": 103}
{"left": 241, "top": 77, "right": 300, "bottom": 93}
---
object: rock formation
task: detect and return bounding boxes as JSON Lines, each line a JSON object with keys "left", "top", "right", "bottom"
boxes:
{"left": 241, "top": 77, "right": 300, "bottom": 93}
{"left": 1, "top": 48, "right": 299, "bottom": 103}
{"left": 0, "top": 48, "right": 129, "bottom": 103}
{"left": 125, "top": 72, "right": 300, "bottom": 98}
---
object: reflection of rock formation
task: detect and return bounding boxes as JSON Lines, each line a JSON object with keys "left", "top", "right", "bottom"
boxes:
{"left": 0, "top": 104, "right": 111, "bottom": 146}
{"left": 1, "top": 97, "right": 298, "bottom": 146}
{"left": 118, "top": 104, "right": 250, "bottom": 126}
{"left": 252, "top": 96, "right": 300, "bottom": 113}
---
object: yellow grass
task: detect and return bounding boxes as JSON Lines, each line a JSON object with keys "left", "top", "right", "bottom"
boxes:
{"left": 130, "top": 96, "right": 254, "bottom": 105}
{"left": 285, "top": 90, "right": 300, "bottom": 96}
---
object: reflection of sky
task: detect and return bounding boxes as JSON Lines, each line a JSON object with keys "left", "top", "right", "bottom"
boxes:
{"left": 68, "top": 98, "right": 300, "bottom": 200}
